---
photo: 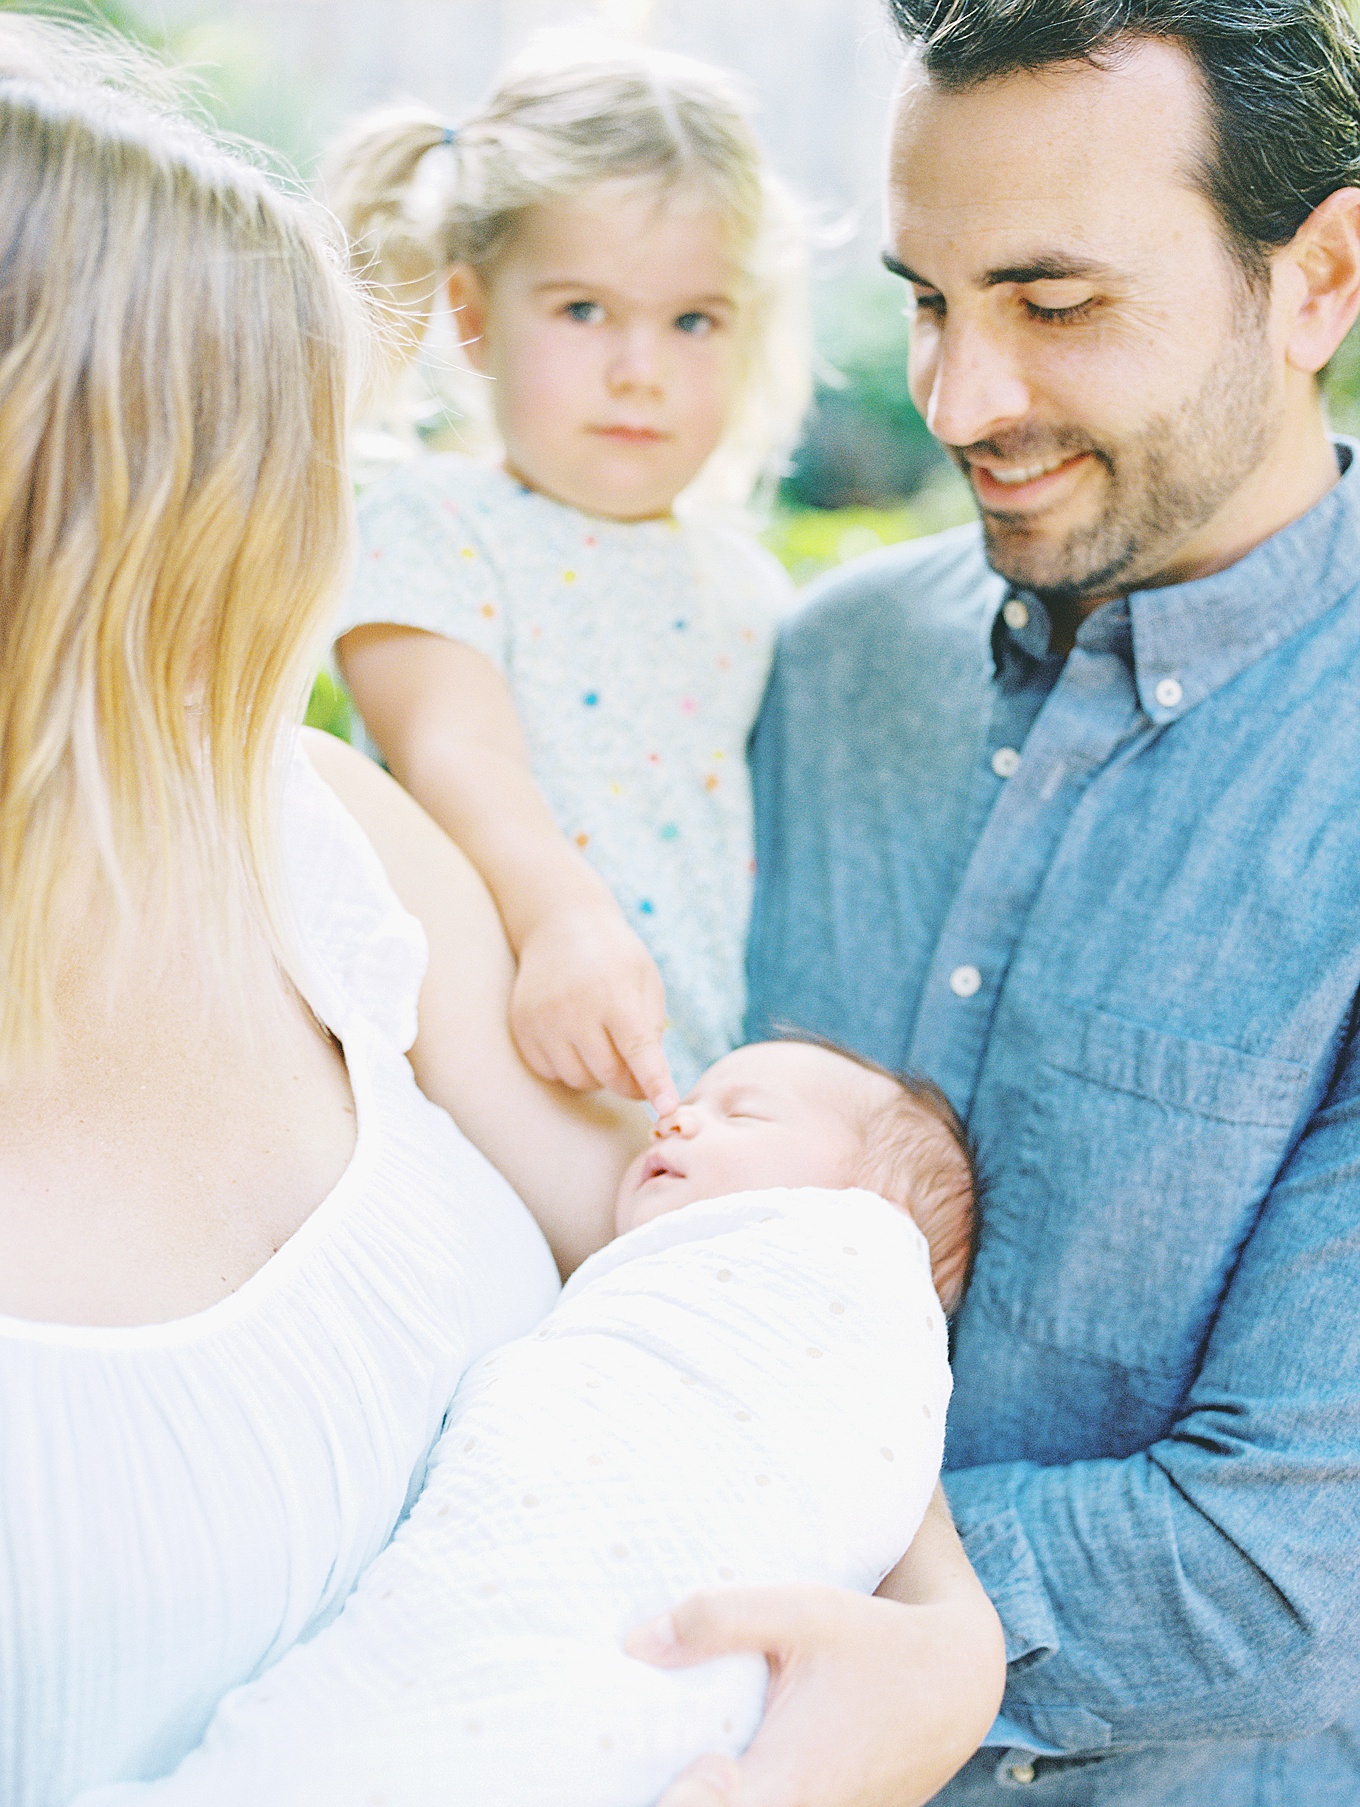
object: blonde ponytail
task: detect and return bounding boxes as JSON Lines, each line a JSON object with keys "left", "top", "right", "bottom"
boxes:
{"left": 323, "top": 104, "right": 453, "bottom": 359}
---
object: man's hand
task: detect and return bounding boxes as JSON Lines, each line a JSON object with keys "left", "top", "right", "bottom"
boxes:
{"left": 510, "top": 902, "right": 679, "bottom": 1115}
{"left": 625, "top": 1491, "right": 1005, "bottom": 1807}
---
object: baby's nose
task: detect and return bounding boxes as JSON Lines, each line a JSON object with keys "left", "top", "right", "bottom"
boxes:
{"left": 654, "top": 1103, "right": 698, "bottom": 1139}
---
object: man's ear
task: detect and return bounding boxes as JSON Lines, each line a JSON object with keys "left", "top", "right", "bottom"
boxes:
{"left": 1279, "top": 188, "right": 1360, "bottom": 375}
{"left": 447, "top": 263, "right": 491, "bottom": 371}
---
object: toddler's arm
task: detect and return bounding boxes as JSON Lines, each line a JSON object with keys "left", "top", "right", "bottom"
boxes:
{"left": 339, "top": 622, "right": 678, "bottom": 1114}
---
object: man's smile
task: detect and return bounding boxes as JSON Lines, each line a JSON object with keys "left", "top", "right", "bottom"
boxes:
{"left": 965, "top": 448, "right": 1095, "bottom": 514}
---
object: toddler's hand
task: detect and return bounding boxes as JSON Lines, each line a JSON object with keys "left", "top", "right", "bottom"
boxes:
{"left": 510, "top": 905, "right": 679, "bottom": 1114}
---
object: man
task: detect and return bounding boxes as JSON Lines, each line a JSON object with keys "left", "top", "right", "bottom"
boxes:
{"left": 729, "top": 0, "right": 1360, "bottom": 1800}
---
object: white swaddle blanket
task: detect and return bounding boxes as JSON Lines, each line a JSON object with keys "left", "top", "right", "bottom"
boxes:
{"left": 79, "top": 1186, "right": 951, "bottom": 1807}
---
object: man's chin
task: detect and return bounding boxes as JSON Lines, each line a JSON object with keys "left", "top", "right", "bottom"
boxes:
{"left": 979, "top": 515, "right": 1134, "bottom": 605}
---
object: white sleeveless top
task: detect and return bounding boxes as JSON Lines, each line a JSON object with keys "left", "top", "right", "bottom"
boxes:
{"left": 0, "top": 742, "right": 561, "bottom": 1807}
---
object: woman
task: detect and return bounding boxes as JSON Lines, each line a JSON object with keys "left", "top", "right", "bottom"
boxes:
{"left": 0, "top": 19, "right": 1000, "bottom": 1807}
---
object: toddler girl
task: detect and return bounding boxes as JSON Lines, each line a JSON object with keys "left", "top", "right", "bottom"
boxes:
{"left": 327, "top": 38, "right": 810, "bottom": 1110}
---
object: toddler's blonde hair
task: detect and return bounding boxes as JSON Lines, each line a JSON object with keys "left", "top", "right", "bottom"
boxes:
{"left": 323, "top": 33, "right": 811, "bottom": 512}
{"left": 0, "top": 16, "right": 365, "bottom": 1066}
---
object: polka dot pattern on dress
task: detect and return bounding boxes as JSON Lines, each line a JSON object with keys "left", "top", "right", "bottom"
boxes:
{"left": 339, "top": 457, "right": 790, "bottom": 1093}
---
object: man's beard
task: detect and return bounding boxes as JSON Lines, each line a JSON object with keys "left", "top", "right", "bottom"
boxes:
{"left": 954, "top": 301, "right": 1279, "bottom": 607}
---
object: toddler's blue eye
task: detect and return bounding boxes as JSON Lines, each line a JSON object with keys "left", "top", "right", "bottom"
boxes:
{"left": 564, "top": 301, "right": 604, "bottom": 324}
{"left": 675, "top": 311, "right": 714, "bottom": 336}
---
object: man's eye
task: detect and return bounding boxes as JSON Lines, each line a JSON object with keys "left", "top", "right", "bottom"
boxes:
{"left": 675, "top": 310, "right": 715, "bottom": 336}
{"left": 563, "top": 300, "right": 604, "bottom": 324}
{"left": 1022, "top": 297, "right": 1098, "bottom": 325}
{"left": 1019, "top": 283, "right": 1099, "bottom": 325}
{"left": 909, "top": 290, "right": 946, "bottom": 320}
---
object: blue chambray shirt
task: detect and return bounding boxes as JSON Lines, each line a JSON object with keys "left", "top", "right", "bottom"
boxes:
{"left": 747, "top": 446, "right": 1360, "bottom": 1803}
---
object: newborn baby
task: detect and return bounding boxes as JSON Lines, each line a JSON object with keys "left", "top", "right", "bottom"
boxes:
{"left": 615, "top": 1038, "right": 975, "bottom": 1306}
{"left": 79, "top": 1041, "right": 975, "bottom": 1807}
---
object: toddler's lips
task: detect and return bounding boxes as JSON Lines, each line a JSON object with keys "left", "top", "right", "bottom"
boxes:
{"left": 591, "top": 424, "right": 666, "bottom": 445}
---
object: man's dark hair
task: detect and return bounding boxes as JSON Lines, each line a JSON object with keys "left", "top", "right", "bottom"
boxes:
{"left": 886, "top": 0, "right": 1360, "bottom": 280}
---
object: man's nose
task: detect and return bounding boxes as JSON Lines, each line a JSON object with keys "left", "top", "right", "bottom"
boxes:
{"left": 912, "top": 317, "right": 1031, "bottom": 451}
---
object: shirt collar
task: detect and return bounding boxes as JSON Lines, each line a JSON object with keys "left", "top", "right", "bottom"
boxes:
{"left": 990, "top": 439, "right": 1360, "bottom": 718}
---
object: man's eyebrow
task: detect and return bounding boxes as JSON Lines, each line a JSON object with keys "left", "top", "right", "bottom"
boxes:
{"left": 882, "top": 252, "right": 929, "bottom": 286}
{"left": 881, "top": 251, "right": 1116, "bottom": 289}
{"left": 982, "top": 257, "right": 1114, "bottom": 287}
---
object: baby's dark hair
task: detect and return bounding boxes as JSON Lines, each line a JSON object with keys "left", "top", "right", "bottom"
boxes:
{"left": 780, "top": 1032, "right": 981, "bottom": 1314}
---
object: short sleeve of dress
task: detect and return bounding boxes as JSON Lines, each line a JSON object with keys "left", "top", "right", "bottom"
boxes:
{"left": 334, "top": 459, "right": 510, "bottom": 674}
{"left": 279, "top": 738, "right": 429, "bottom": 1052}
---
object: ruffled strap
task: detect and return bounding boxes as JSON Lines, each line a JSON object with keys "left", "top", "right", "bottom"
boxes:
{"left": 278, "top": 739, "right": 428, "bottom": 1051}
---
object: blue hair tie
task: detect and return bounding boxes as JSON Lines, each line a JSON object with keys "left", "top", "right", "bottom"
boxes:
{"left": 442, "top": 125, "right": 458, "bottom": 147}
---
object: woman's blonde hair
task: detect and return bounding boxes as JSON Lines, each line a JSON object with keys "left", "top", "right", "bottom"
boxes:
{"left": 0, "top": 16, "right": 365, "bottom": 1066}
{"left": 324, "top": 33, "right": 811, "bottom": 512}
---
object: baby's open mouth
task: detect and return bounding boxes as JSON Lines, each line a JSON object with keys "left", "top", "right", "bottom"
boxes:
{"left": 639, "top": 1149, "right": 683, "bottom": 1184}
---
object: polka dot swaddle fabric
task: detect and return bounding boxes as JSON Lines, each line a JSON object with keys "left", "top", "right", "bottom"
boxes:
{"left": 76, "top": 1188, "right": 950, "bottom": 1807}
{"left": 335, "top": 458, "right": 789, "bottom": 1092}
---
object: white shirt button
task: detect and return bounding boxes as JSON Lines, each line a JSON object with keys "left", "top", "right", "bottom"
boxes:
{"left": 949, "top": 964, "right": 982, "bottom": 998}
{"left": 991, "top": 746, "right": 1020, "bottom": 778}
{"left": 1008, "top": 1760, "right": 1037, "bottom": 1784}
{"left": 1002, "top": 598, "right": 1030, "bottom": 631}
{"left": 1154, "top": 676, "right": 1183, "bottom": 709}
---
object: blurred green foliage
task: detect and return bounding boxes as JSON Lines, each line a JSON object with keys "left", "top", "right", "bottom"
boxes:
{"left": 1, "top": 0, "right": 324, "bottom": 173}
{"left": 2, "top": 0, "right": 146, "bottom": 34}
{"left": 1327, "top": 320, "right": 1360, "bottom": 438}
{"left": 784, "top": 268, "right": 947, "bottom": 509}
{"left": 763, "top": 488, "right": 973, "bottom": 587}
{"left": 305, "top": 669, "right": 355, "bottom": 741}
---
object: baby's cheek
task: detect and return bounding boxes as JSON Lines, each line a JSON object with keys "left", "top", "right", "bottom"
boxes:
{"left": 615, "top": 1181, "right": 692, "bottom": 1235}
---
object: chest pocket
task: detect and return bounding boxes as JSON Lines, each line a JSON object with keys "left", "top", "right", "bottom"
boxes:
{"left": 979, "top": 1002, "right": 1311, "bottom": 1387}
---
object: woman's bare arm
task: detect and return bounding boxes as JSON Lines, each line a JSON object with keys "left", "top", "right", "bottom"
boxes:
{"left": 303, "top": 728, "right": 649, "bottom": 1274}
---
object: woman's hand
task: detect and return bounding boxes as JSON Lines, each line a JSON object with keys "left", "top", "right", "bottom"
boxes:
{"left": 626, "top": 1487, "right": 1005, "bottom": 1807}
{"left": 511, "top": 902, "right": 679, "bottom": 1115}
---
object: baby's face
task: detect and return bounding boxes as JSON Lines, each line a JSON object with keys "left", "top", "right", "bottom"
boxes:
{"left": 613, "top": 1042, "right": 899, "bottom": 1235}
